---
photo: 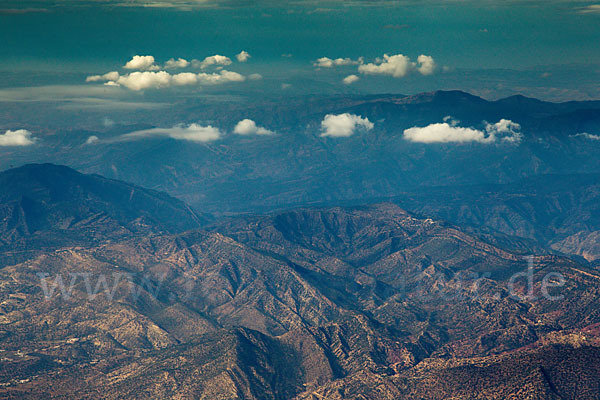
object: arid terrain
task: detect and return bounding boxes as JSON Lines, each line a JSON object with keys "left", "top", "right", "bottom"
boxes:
{"left": 2, "top": 0, "right": 600, "bottom": 397}
{"left": 1, "top": 164, "right": 600, "bottom": 399}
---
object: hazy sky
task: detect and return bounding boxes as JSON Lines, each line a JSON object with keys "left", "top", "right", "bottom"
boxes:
{"left": 1, "top": 0, "right": 599, "bottom": 102}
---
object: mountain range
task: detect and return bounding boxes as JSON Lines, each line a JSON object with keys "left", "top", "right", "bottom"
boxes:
{"left": 1, "top": 164, "right": 600, "bottom": 399}
{"left": 3, "top": 92, "right": 600, "bottom": 268}
{"left": 3, "top": 90, "right": 600, "bottom": 214}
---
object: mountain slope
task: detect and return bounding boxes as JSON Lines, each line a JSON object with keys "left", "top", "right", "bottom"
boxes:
{"left": 391, "top": 173, "right": 600, "bottom": 265}
{"left": 2, "top": 172, "right": 600, "bottom": 398}
{"left": 0, "top": 163, "right": 207, "bottom": 262}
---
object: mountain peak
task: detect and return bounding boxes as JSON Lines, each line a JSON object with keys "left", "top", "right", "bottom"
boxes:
{"left": 0, "top": 163, "right": 207, "bottom": 251}
{"left": 495, "top": 94, "right": 546, "bottom": 105}
{"left": 397, "top": 90, "right": 488, "bottom": 105}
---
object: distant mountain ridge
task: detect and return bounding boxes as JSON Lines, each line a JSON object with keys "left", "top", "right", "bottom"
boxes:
{"left": 0, "top": 163, "right": 207, "bottom": 262}
{"left": 83, "top": 91, "right": 600, "bottom": 213}
{"left": 2, "top": 90, "right": 600, "bottom": 218}
{"left": 390, "top": 173, "right": 600, "bottom": 266}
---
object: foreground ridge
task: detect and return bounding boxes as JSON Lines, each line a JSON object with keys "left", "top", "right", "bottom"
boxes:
{"left": 1, "top": 169, "right": 599, "bottom": 398}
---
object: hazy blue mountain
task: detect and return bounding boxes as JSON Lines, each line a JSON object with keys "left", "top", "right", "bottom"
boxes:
{"left": 3, "top": 91, "right": 598, "bottom": 218}
{"left": 395, "top": 175, "right": 600, "bottom": 267}
{"left": 0, "top": 163, "right": 206, "bottom": 264}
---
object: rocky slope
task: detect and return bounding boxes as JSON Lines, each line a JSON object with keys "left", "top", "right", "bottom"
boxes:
{"left": 2, "top": 182, "right": 600, "bottom": 399}
{"left": 392, "top": 173, "right": 600, "bottom": 266}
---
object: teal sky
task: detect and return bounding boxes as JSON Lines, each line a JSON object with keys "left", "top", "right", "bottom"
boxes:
{"left": 1, "top": 0, "right": 599, "bottom": 102}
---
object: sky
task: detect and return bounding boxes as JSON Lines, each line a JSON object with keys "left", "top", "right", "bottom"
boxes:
{"left": 0, "top": 0, "right": 599, "bottom": 120}
{"left": 0, "top": 0, "right": 599, "bottom": 179}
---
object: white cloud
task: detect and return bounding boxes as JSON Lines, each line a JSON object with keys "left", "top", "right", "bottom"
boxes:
{"left": 233, "top": 119, "right": 274, "bottom": 135}
{"left": 314, "top": 57, "right": 363, "bottom": 68}
{"left": 236, "top": 51, "right": 251, "bottom": 62}
{"left": 343, "top": 74, "right": 359, "bottom": 85}
{"left": 165, "top": 57, "right": 190, "bottom": 69}
{"left": 192, "top": 55, "right": 232, "bottom": 69}
{"left": 358, "top": 53, "right": 436, "bottom": 78}
{"left": 85, "top": 135, "right": 99, "bottom": 145}
{"left": 197, "top": 70, "right": 245, "bottom": 84}
{"left": 320, "top": 113, "right": 374, "bottom": 138}
{"left": 123, "top": 55, "right": 159, "bottom": 71}
{"left": 403, "top": 118, "right": 522, "bottom": 144}
{"left": 248, "top": 73, "right": 263, "bottom": 80}
{"left": 0, "top": 129, "right": 36, "bottom": 146}
{"left": 115, "top": 71, "right": 172, "bottom": 90}
{"left": 85, "top": 54, "right": 256, "bottom": 90}
{"left": 358, "top": 54, "right": 414, "bottom": 78}
{"left": 120, "top": 123, "right": 222, "bottom": 142}
{"left": 171, "top": 72, "right": 199, "bottom": 86}
{"left": 314, "top": 58, "right": 334, "bottom": 68}
{"left": 417, "top": 55, "right": 436, "bottom": 75}
{"left": 404, "top": 123, "right": 489, "bottom": 143}
{"left": 572, "top": 132, "right": 600, "bottom": 141}
{"left": 86, "top": 71, "right": 120, "bottom": 82}
{"left": 485, "top": 119, "right": 522, "bottom": 143}
{"left": 97, "top": 69, "right": 245, "bottom": 90}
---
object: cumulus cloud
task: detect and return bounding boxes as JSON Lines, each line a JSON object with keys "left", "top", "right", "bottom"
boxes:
{"left": 86, "top": 54, "right": 254, "bottom": 90}
{"left": 314, "top": 57, "right": 363, "bottom": 68}
{"left": 123, "top": 55, "right": 159, "bottom": 71}
{"left": 197, "top": 70, "right": 245, "bottom": 84}
{"left": 248, "top": 73, "right": 263, "bottom": 80}
{"left": 85, "top": 135, "right": 99, "bottom": 145}
{"left": 115, "top": 71, "right": 172, "bottom": 90}
{"left": 120, "top": 124, "right": 222, "bottom": 142}
{"left": 358, "top": 54, "right": 414, "bottom": 78}
{"left": 571, "top": 132, "right": 600, "bottom": 140}
{"left": 416, "top": 55, "right": 436, "bottom": 75}
{"left": 321, "top": 113, "right": 374, "bottom": 138}
{"left": 233, "top": 119, "right": 274, "bottom": 135}
{"left": 170, "top": 72, "right": 199, "bottom": 86}
{"left": 343, "top": 74, "right": 360, "bottom": 85}
{"left": 358, "top": 53, "right": 436, "bottom": 78}
{"left": 0, "top": 129, "right": 36, "bottom": 146}
{"left": 94, "top": 70, "right": 245, "bottom": 90}
{"left": 164, "top": 57, "right": 190, "bottom": 69}
{"left": 236, "top": 51, "right": 251, "bottom": 62}
{"left": 403, "top": 117, "right": 522, "bottom": 144}
{"left": 192, "top": 55, "right": 232, "bottom": 69}
{"left": 86, "top": 71, "right": 120, "bottom": 82}
{"left": 314, "top": 57, "right": 334, "bottom": 68}
{"left": 485, "top": 119, "right": 522, "bottom": 143}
